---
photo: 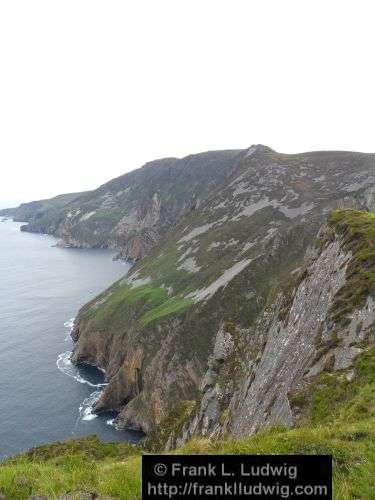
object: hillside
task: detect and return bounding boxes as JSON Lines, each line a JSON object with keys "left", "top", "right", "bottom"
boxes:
{"left": 66, "top": 147, "right": 375, "bottom": 444}
{"left": 3, "top": 146, "right": 375, "bottom": 497}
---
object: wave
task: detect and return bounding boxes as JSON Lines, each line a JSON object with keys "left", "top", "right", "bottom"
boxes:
{"left": 63, "top": 317, "right": 75, "bottom": 341}
{"left": 64, "top": 317, "right": 75, "bottom": 330}
{"left": 56, "top": 351, "right": 107, "bottom": 388}
{"left": 59, "top": 318, "right": 115, "bottom": 426}
{"left": 78, "top": 390, "right": 101, "bottom": 421}
{"left": 78, "top": 391, "right": 117, "bottom": 425}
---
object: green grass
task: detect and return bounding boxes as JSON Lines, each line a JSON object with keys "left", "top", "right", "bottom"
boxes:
{"left": 328, "top": 209, "right": 375, "bottom": 325}
{"left": 83, "top": 283, "right": 162, "bottom": 323}
{"left": 298, "top": 346, "right": 375, "bottom": 426}
{"left": 180, "top": 419, "right": 375, "bottom": 500}
{"left": 288, "top": 340, "right": 375, "bottom": 427}
{"left": 83, "top": 283, "right": 193, "bottom": 328}
{"left": 0, "top": 436, "right": 141, "bottom": 499}
{"left": 1, "top": 417, "right": 375, "bottom": 499}
{"left": 140, "top": 296, "right": 193, "bottom": 326}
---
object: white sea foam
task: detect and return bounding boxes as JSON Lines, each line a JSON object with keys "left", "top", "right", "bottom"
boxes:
{"left": 64, "top": 317, "right": 75, "bottom": 330}
{"left": 106, "top": 418, "right": 121, "bottom": 429}
{"left": 64, "top": 317, "right": 75, "bottom": 341}
{"left": 79, "top": 390, "right": 101, "bottom": 421}
{"left": 56, "top": 351, "right": 107, "bottom": 388}
{"left": 58, "top": 318, "right": 110, "bottom": 425}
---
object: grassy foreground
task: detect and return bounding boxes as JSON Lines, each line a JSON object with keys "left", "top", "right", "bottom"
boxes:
{"left": 0, "top": 416, "right": 374, "bottom": 499}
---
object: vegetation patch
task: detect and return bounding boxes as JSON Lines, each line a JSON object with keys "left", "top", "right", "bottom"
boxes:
{"left": 328, "top": 209, "right": 375, "bottom": 325}
{"left": 10, "top": 435, "right": 135, "bottom": 463}
{"left": 140, "top": 296, "right": 193, "bottom": 326}
{"left": 223, "top": 321, "right": 236, "bottom": 334}
{"left": 290, "top": 346, "right": 375, "bottom": 425}
{"left": 312, "top": 330, "right": 340, "bottom": 364}
{"left": 1, "top": 417, "right": 375, "bottom": 498}
{"left": 1, "top": 436, "right": 141, "bottom": 499}
{"left": 82, "top": 282, "right": 193, "bottom": 329}
{"left": 145, "top": 400, "right": 197, "bottom": 451}
{"left": 183, "top": 418, "right": 375, "bottom": 499}
{"left": 216, "top": 323, "right": 248, "bottom": 390}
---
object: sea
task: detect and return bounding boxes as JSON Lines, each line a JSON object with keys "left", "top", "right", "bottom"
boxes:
{"left": 0, "top": 218, "right": 141, "bottom": 460}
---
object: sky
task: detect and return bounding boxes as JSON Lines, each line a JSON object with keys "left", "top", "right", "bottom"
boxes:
{"left": 1, "top": 1, "right": 375, "bottom": 205}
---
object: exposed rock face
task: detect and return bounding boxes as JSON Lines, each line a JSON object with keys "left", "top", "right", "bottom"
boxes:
{"left": 63, "top": 146, "right": 375, "bottom": 447}
{"left": 167, "top": 233, "right": 375, "bottom": 447}
{"left": 231, "top": 238, "right": 351, "bottom": 436}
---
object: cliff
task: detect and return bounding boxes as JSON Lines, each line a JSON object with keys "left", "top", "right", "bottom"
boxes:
{"left": 172, "top": 210, "right": 375, "bottom": 447}
{"left": 0, "top": 192, "right": 85, "bottom": 223}
{"left": 8, "top": 150, "right": 243, "bottom": 260}
{"left": 66, "top": 146, "right": 375, "bottom": 447}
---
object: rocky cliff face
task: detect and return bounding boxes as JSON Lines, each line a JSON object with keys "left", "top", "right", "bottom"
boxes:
{"left": 65, "top": 146, "right": 375, "bottom": 447}
{"left": 172, "top": 214, "right": 375, "bottom": 447}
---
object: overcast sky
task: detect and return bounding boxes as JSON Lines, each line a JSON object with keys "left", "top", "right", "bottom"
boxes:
{"left": 1, "top": 1, "right": 374, "bottom": 205}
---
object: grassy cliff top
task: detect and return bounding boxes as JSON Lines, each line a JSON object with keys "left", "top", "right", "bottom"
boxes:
{"left": 326, "top": 209, "right": 375, "bottom": 326}
{"left": 329, "top": 209, "right": 375, "bottom": 248}
{"left": 1, "top": 418, "right": 374, "bottom": 499}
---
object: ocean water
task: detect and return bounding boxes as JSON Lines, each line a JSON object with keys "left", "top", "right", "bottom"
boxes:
{"left": 0, "top": 219, "right": 141, "bottom": 460}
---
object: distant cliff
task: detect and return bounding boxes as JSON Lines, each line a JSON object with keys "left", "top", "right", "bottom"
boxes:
{"left": 5, "top": 150, "right": 243, "bottom": 260}
{"left": 0, "top": 192, "right": 84, "bottom": 224}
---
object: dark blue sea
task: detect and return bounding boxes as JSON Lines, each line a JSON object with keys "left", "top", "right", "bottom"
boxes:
{"left": 0, "top": 219, "right": 140, "bottom": 460}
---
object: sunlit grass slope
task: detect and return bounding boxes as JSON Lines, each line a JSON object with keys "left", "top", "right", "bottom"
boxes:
{"left": 1, "top": 415, "right": 374, "bottom": 499}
